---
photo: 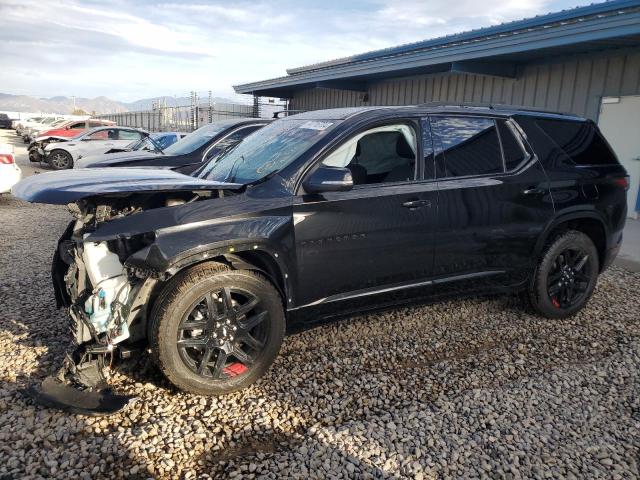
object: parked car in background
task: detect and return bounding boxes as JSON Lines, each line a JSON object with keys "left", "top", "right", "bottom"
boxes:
{"left": 43, "top": 127, "right": 149, "bottom": 169}
{"left": 24, "top": 118, "right": 70, "bottom": 142}
{"left": 0, "top": 114, "right": 14, "bottom": 129}
{"left": 28, "top": 118, "right": 117, "bottom": 162}
{"left": 21, "top": 116, "right": 66, "bottom": 141}
{"left": 12, "top": 105, "right": 628, "bottom": 413}
{"left": 76, "top": 118, "right": 269, "bottom": 174}
{"left": 36, "top": 118, "right": 116, "bottom": 143}
{"left": 105, "top": 131, "right": 186, "bottom": 154}
{"left": 16, "top": 116, "right": 46, "bottom": 136}
{"left": 0, "top": 144, "right": 21, "bottom": 194}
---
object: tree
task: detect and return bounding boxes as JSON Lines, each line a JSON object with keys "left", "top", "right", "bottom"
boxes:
{"left": 71, "top": 108, "right": 88, "bottom": 115}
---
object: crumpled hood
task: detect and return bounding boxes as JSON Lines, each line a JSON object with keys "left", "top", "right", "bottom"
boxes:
{"left": 12, "top": 167, "right": 242, "bottom": 204}
{"left": 77, "top": 150, "right": 164, "bottom": 168}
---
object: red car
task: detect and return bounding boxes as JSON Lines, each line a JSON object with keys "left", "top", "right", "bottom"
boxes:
{"left": 37, "top": 118, "right": 116, "bottom": 141}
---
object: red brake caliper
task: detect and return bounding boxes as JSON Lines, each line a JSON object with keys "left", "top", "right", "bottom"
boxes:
{"left": 223, "top": 362, "right": 248, "bottom": 377}
{"left": 551, "top": 297, "right": 560, "bottom": 308}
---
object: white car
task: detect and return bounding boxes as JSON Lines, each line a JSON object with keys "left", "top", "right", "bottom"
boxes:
{"left": 18, "top": 116, "right": 62, "bottom": 139}
{"left": 0, "top": 144, "right": 22, "bottom": 194}
{"left": 25, "top": 118, "right": 70, "bottom": 142}
{"left": 44, "top": 127, "right": 148, "bottom": 169}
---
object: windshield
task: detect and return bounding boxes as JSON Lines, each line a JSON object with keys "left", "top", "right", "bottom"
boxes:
{"left": 126, "top": 136, "right": 161, "bottom": 152}
{"left": 198, "top": 119, "right": 339, "bottom": 184}
{"left": 164, "top": 123, "right": 231, "bottom": 155}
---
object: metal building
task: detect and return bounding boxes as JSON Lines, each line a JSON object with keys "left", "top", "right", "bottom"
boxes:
{"left": 234, "top": 0, "right": 640, "bottom": 217}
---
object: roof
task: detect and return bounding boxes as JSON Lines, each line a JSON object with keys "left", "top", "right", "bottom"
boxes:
{"left": 279, "top": 103, "right": 586, "bottom": 121}
{"left": 235, "top": 0, "right": 640, "bottom": 98}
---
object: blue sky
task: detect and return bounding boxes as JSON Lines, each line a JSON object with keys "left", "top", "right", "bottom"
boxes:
{"left": 0, "top": 0, "right": 595, "bottom": 102}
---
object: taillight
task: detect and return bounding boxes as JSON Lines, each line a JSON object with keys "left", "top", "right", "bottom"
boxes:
{"left": 613, "top": 176, "right": 630, "bottom": 190}
{"left": 0, "top": 153, "right": 14, "bottom": 164}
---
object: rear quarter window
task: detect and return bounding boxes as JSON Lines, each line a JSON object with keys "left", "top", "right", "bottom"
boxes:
{"left": 535, "top": 119, "right": 618, "bottom": 166}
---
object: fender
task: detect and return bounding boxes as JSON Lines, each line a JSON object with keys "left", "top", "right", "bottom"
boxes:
{"left": 533, "top": 207, "right": 609, "bottom": 259}
{"left": 125, "top": 238, "right": 294, "bottom": 305}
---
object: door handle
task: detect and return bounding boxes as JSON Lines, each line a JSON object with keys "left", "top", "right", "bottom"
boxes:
{"left": 523, "top": 187, "right": 544, "bottom": 195}
{"left": 402, "top": 199, "right": 431, "bottom": 210}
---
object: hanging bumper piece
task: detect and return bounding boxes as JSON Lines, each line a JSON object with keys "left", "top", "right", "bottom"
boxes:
{"left": 24, "top": 345, "right": 135, "bottom": 416}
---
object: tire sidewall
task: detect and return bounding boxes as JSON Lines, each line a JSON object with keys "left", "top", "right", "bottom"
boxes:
{"left": 154, "top": 269, "right": 285, "bottom": 395}
{"left": 49, "top": 149, "right": 73, "bottom": 169}
{"left": 532, "top": 231, "right": 599, "bottom": 318}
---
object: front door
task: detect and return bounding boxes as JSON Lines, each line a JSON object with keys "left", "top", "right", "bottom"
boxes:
{"left": 598, "top": 96, "right": 640, "bottom": 219}
{"left": 293, "top": 120, "right": 437, "bottom": 308}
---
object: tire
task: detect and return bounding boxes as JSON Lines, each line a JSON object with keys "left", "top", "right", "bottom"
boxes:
{"left": 527, "top": 230, "right": 599, "bottom": 319}
{"left": 28, "top": 149, "right": 41, "bottom": 163}
{"left": 48, "top": 149, "right": 73, "bottom": 169}
{"left": 149, "top": 262, "right": 285, "bottom": 395}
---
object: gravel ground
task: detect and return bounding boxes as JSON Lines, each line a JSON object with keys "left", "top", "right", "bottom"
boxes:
{"left": 1, "top": 130, "right": 639, "bottom": 479}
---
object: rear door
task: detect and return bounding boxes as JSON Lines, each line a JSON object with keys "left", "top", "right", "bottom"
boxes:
{"left": 292, "top": 117, "right": 438, "bottom": 308}
{"left": 430, "top": 115, "right": 554, "bottom": 289}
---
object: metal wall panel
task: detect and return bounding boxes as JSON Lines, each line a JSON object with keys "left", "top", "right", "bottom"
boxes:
{"left": 289, "top": 48, "right": 640, "bottom": 120}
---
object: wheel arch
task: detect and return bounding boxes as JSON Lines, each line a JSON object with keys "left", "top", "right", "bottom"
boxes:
{"left": 535, "top": 211, "right": 608, "bottom": 271}
{"left": 157, "top": 243, "right": 291, "bottom": 305}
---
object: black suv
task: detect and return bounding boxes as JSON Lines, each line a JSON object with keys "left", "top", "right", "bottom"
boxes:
{"left": 14, "top": 105, "right": 628, "bottom": 411}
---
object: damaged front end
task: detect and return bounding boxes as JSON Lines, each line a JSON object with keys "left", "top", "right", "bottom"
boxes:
{"left": 13, "top": 168, "right": 248, "bottom": 414}
{"left": 32, "top": 199, "right": 165, "bottom": 414}
{"left": 32, "top": 191, "right": 216, "bottom": 415}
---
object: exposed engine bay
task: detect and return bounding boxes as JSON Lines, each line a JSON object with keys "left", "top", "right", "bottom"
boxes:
{"left": 32, "top": 191, "right": 218, "bottom": 414}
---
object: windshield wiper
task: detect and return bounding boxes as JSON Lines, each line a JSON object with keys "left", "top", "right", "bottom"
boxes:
{"left": 247, "top": 170, "right": 279, "bottom": 187}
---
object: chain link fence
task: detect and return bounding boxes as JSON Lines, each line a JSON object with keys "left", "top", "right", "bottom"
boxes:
{"left": 95, "top": 92, "right": 289, "bottom": 133}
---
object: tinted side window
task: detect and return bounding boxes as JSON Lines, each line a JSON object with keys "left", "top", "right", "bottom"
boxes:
{"left": 432, "top": 116, "right": 503, "bottom": 178}
{"left": 69, "top": 122, "right": 85, "bottom": 129}
{"left": 119, "top": 130, "right": 142, "bottom": 141}
{"left": 498, "top": 120, "right": 526, "bottom": 171}
{"left": 535, "top": 119, "right": 618, "bottom": 166}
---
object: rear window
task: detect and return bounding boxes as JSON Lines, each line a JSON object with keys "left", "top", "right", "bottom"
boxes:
{"left": 498, "top": 120, "right": 527, "bottom": 171}
{"left": 535, "top": 119, "right": 618, "bottom": 166}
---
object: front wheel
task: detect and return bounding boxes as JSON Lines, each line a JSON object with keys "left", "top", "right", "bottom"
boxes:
{"left": 28, "top": 149, "right": 41, "bottom": 162}
{"left": 48, "top": 149, "right": 73, "bottom": 169}
{"left": 527, "top": 230, "right": 599, "bottom": 318}
{"left": 149, "top": 262, "right": 285, "bottom": 395}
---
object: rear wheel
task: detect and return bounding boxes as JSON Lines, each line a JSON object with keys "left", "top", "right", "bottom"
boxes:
{"left": 48, "top": 149, "right": 73, "bottom": 169}
{"left": 149, "top": 262, "right": 285, "bottom": 395}
{"left": 527, "top": 230, "right": 599, "bottom": 318}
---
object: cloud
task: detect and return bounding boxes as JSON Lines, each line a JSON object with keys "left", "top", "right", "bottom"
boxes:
{"left": 0, "top": 0, "right": 593, "bottom": 103}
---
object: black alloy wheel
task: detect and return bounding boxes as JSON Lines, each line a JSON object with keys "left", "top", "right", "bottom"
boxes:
{"left": 177, "top": 287, "right": 269, "bottom": 380}
{"left": 150, "top": 262, "right": 285, "bottom": 395}
{"left": 546, "top": 248, "right": 592, "bottom": 309}
{"left": 527, "top": 230, "right": 599, "bottom": 319}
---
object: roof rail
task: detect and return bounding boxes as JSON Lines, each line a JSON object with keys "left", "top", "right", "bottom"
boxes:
{"left": 418, "top": 101, "right": 493, "bottom": 110}
{"left": 272, "top": 110, "right": 305, "bottom": 119}
{"left": 419, "top": 101, "right": 576, "bottom": 117}
{"left": 489, "top": 103, "right": 575, "bottom": 117}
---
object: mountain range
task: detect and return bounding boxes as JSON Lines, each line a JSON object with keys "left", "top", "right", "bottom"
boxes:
{"left": 0, "top": 93, "right": 240, "bottom": 115}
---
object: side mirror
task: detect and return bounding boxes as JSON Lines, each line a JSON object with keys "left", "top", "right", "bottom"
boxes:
{"left": 303, "top": 166, "right": 354, "bottom": 194}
